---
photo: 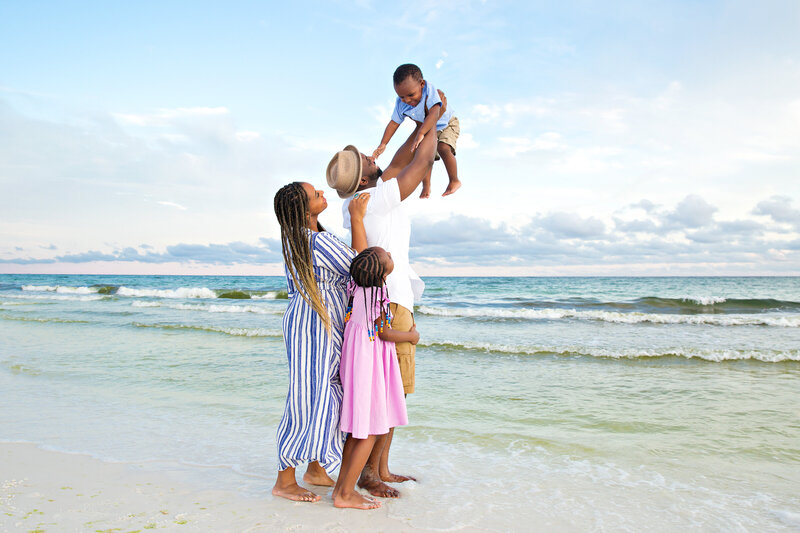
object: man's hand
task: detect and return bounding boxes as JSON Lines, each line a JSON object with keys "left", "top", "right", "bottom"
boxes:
{"left": 348, "top": 192, "right": 370, "bottom": 221}
{"left": 437, "top": 89, "right": 447, "bottom": 115}
{"left": 372, "top": 144, "right": 386, "bottom": 160}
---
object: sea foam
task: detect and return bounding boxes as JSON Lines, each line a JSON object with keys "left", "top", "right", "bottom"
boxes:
{"left": 117, "top": 287, "right": 218, "bottom": 299}
{"left": 416, "top": 305, "right": 800, "bottom": 327}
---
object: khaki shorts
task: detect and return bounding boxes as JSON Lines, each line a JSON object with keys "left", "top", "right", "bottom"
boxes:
{"left": 435, "top": 116, "right": 459, "bottom": 161}
{"left": 389, "top": 302, "right": 415, "bottom": 394}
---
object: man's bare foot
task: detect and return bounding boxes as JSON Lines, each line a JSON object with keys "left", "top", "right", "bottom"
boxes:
{"left": 272, "top": 482, "right": 320, "bottom": 502}
{"left": 358, "top": 471, "right": 400, "bottom": 498}
{"left": 442, "top": 179, "right": 461, "bottom": 196}
{"left": 303, "top": 469, "right": 335, "bottom": 487}
{"left": 419, "top": 185, "right": 431, "bottom": 199}
{"left": 380, "top": 471, "right": 417, "bottom": 483}
{"left": 333, "top": 491, "right": 382, "bottom": 510}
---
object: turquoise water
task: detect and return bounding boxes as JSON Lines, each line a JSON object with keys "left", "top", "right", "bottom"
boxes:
{"left": 1, "top": 275, "right": 799, "bottom": 531}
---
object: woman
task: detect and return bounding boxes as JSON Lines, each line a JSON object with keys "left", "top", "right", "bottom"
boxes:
{"left": 272, "top": 181, "right": 369, "bottom": 502}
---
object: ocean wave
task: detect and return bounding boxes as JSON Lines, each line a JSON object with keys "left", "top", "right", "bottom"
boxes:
{"left": 416, "top": 305, "right": 800, "bottom": 327}
{"left": 22, "top": 284, "right": 98, "bottom": 294}
{"left": 131, "top": 301, "right": 283, "bottom": 315}
{"left": 117, "top": 286, "right": 218, "bottom": 299}
{"left": 132, "top": 322, "right": 282, "bottom": 337}
{"left": 0, "top": 314, "right": 90, "bottom": 325}
{"left": 420, "top": 340, "right": 800, "bottom": 363}
{"left": 1, "top": 293, "right": 107, "bottom": 302}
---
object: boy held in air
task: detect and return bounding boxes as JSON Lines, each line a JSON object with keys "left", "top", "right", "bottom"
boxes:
{"left": 372, "top": 64, "right": 461, "bottom": 198}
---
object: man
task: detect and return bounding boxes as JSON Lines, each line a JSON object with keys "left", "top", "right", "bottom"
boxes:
{"left": 327, "top": 121, "right": 436, "bottom": 498}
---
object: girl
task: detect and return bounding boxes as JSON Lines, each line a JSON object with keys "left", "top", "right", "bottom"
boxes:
{"left": 332, "top": 247, "right": 420, "bottom": 510}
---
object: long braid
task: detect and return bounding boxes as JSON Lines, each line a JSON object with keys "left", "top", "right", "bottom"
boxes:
{"left": 274, "top": 182, "right": 331, "bottom": 331}
{"left": 349, "top": 248, "right": 390, "bottom": 340}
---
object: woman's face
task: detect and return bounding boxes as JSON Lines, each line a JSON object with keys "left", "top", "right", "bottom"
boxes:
{"left": 301, "top": 182, "right": 327, "bottom": 216}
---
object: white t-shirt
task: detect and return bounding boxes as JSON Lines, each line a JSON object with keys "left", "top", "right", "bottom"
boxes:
{"left": 342, "top": 178, "right": 424, "bottom": 312}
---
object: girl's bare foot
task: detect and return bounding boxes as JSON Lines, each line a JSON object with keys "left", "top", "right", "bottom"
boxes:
{"left": 272, "top": 482, "right": 320, "bottom": 502}
{"left": 380, "top": 471, "right": 417, "bottom": 483}
{"left": 442, "top": 179, "right": 461, "bottom": 196}
{"left": 334, "top": 491, "right": 381, "bottom": 510}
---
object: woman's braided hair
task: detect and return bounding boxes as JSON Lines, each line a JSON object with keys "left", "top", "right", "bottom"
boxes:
{"left": 274, "top": 182, "right": 330, "bottom": 331}
{"left": 349, "top": 247, "right": 390, "bottom": 338}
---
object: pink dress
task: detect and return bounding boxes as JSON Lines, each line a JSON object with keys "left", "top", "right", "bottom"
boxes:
{"left": 339, "top": 284, "right": 408, "bottom": 439}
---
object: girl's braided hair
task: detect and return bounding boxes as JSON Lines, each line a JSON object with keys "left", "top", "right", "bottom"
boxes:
{"left": 349, "top": 247, "right": 390, "bottom": 339}
{"left": 274, "top": 182, "right": 330, "bottom": 331}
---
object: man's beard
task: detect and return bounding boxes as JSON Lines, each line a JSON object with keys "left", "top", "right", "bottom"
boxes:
{"left": 368, "top": 167, "right": 383, "bottom": 181}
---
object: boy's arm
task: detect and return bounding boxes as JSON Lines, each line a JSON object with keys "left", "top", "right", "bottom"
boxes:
{"left": 348, "top": 193, "right": 370, "bottom": 252}
{"left": 373, "top": 120, "right": 401, "bottom": 160}
{"left": 412, "top": 103, "right": 441, "bottom": 152}
{"left": 377, "top": 317, "right": 420, "bottom": 344}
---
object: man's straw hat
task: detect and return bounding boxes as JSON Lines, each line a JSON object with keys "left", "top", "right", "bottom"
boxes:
{"left": 326, "top": 145, "right": 362, "bottom": 199}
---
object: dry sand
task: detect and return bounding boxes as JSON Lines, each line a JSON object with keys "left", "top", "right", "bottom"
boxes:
{"left": 0, "top": 442, "right": 484, "bottom": 533}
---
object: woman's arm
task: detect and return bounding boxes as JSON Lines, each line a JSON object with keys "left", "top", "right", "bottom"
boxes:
{"left": 348, "top": 193, "right": 370, "bottom": 252}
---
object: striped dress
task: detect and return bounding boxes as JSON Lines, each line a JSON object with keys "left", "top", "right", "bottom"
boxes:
{"left": 276, "top": 230, "right": 355, "bottom": 474}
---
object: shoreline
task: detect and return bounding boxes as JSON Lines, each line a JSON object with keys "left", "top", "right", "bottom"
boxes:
{"left": 1, "top": 442, "right": 484, "bottom": 533}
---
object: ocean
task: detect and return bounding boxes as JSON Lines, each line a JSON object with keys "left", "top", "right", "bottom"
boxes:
{"left": 1, "top": 274, "right": 798, "bottom": 531}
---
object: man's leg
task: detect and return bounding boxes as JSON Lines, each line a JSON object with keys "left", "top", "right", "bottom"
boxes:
{"left": 381, "top": 303, "right": 416, "bottom": 481}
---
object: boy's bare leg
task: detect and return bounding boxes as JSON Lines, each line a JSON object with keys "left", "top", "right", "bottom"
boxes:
{"left": 439, "top": 142, "right": 461, "bottom": 196}
{"left": 378, "top": 427, "right": 416, "bottom": 482}
{"left": 419, "top": 167, "right": 432, "bottom": 199}
{"left": 358, "top": 434, "right": 400, "bottom": 498}
{"left": 333, "top": 435, "right": 381, "bottom": 510}
{"left": 303, "top": 460, "right": 335, "bottom": 486}
{"left": 273, "top": 466, "right": 320, "bottom": 502}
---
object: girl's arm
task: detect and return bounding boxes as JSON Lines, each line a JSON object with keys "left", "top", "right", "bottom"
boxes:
{"left": 377, "top": 314, "right": 420, "bottom": 344}
{"left": 373, "top": 120, "right": 401, "bottom": 160}
{"left": 348, "top": 193, "right": 370, "bottom": 252}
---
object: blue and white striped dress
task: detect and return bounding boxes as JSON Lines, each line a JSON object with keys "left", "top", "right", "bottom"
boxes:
{"left": 277, "top": 230, "right": 355, "bottom": 474}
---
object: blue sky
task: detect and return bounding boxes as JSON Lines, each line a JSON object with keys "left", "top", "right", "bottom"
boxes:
{"left": 1, "top": 0, "right": 799, "bottom": 275}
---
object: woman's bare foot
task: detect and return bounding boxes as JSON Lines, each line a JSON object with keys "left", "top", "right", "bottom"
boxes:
{"left": 358, "top": 469, "right": 400, "bottom": 498}
{"left": 272, "top": 482, "right": 320, "bottom": 502}
{"left": 303, "top": 463, "right": 335, "bottom": 486}
{"left": 380, "top": 471, "right": 417, "bottom": 483}
{"left": 442, "top": 179, "right": 461, "bottom": 196}
{"left": 334, "top": 491, "right": 381, "bottom": 510}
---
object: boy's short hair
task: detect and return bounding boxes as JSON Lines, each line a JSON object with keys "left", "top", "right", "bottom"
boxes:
{"left": 393, "top": 64, "right": 423, "bottom": 86}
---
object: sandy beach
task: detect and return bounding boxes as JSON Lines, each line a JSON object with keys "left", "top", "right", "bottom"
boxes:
{"left": 1, "top": 442, "right": 487, "bottom": 533}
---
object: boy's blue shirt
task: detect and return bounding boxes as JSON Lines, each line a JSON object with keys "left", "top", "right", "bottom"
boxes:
{"left": 390, "top": 80, "right": 454, "bottom": 131}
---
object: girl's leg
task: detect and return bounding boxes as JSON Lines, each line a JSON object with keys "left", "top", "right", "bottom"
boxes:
{"left": 303, "top": 461, "right": 335, "bottom": 486}
{"left": 333, "top": 435, "right": 382, "bottom": 510}
{"left": 438, "top": 142, "right": 461, "bottom": 196}
{"left": 273, "top": 466, "right": 320, "bottom": 502}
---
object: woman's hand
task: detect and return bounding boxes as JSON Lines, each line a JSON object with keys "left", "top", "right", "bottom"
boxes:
{"left": 348, "top": 192, "right": 370, "bottom": 221}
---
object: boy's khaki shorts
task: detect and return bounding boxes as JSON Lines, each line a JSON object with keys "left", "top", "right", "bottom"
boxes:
{"left": 435, "top": 116, "right": 460, "bottom": 161}
{"left": 389, "top": 302, "right": 415, "bottom": 394}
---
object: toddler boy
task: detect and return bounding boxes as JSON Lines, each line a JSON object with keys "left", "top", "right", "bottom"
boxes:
{"left": 372, "top": 63, "right": 461, "bottom": 198}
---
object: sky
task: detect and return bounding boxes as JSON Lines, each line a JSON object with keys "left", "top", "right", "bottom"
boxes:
{"left": 1, "top": 0, "right": 799, "bottom": 276}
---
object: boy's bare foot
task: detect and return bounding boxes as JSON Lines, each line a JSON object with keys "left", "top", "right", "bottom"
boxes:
{"left": 419, "top": 185, "right": 431, "bottom": 199}
{"left": 358, "top": 469, "right": 400, "bottom": 498}
{"left": 303, "top": 469, "right": 335, "bottom": 487}
{"left": 380, "top": 471, "right": 417, "bottom": 483}
{"left": 272, "top": 482, "right": 321, "bottom": 502}
{"left": 442, "top": 179, "right": 461, "bottom": 196}
{"left": 333, "top": 491, "right": 382, "bottom": 510}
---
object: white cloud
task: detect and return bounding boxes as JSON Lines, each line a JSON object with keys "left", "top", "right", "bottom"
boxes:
{"left": 157, "top": 201, "right": 188, "bottom": 211}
